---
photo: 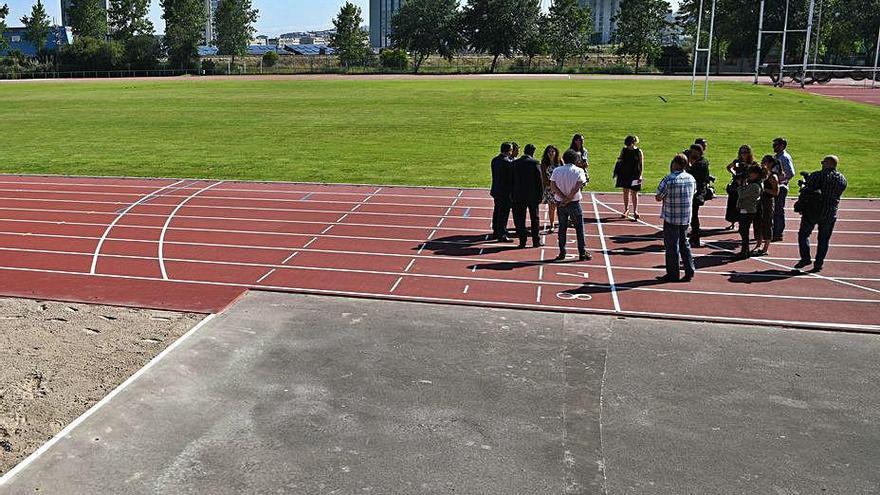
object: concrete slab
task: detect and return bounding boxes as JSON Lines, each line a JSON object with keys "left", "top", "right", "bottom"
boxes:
{"left": 2, "top": 292, "right": 878, "bottom": 494}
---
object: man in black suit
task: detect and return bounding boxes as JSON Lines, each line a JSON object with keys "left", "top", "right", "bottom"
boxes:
{"left": 511, "top": 144, "right": 544, "bottom": 248}
{"left": 490, "top": 142, "right": 514, "bottom": 242}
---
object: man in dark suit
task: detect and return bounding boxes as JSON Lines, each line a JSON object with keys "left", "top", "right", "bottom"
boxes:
{"left": 511, "top": 144, "right": 544, "bottom": 248}
{"left": 490, "top": 142, "right": 514, "bottom": 242}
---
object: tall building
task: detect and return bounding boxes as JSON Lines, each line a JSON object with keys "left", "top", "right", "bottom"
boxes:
{"left": 204, "top": 0, "right": 220, "bottom": 45}
{"left": 369, "top": 0, "right": 403, "bottom": 49}
{"left": 584, "top": 0, "right": 620, "bottom": 44}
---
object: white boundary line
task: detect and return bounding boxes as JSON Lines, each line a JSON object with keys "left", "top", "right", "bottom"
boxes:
{"left": 592, "top": 193, "right": 621, "bottom": 313}
{"left": 0, "top": 263, "right": 876, "bottom": 333}
{"left": 159, "top": 182, "right": 224, "bottom": 280}
{"left": 89, "top": 180, "right": 187, "bottom": 275}
{"left": 3, "top": 248, "right": 879, "bottom": 304}
{"left": 0, "top": 313, "right": 217, "bottom": 487}
{"left": 594, "top": 198, "right": 880, "bottom": 297}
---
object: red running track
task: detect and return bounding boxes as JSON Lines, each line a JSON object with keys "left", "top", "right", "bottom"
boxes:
{"left": 0, "top": 175, "right": 878, "bottom": 332}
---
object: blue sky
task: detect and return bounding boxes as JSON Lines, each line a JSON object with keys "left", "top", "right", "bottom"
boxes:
{"left": 4, "top": 0, "right": 678, "bottom": 36}
{"left": 3, "top": 0, "right": 370, "bottom": 35}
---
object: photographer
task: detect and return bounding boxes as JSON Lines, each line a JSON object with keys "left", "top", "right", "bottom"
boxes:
{"left": 686, "top": 144, "right": 711, "bottom": 248}
{"left": 794, "top": 155, "right": 848, "bottom": 273}
{"left": 724, "top": 145, "right": 756, "bottom": 231}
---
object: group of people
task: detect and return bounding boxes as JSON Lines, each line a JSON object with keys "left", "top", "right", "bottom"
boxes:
{"left": 489, "top": 134, "right": 849, "bottom": 282}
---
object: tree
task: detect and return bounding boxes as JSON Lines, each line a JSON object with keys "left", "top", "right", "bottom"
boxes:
{"left": 544, "top": 0, "right": 592, "bottom": 69}
{"left": 462, "top": 0, "right": 541, "bottom": 73}
{"left": 215, "top": 0, "right": 258, "bottom": 64}
{"left": 329, "top": 2, "right": 370, "bottom": 68}
{"left": 69, "top": 0, "right": 108, "bottom": 39}
{"left": 612, "top": 0, "right": 670, "bottom": 73}
{"left": 20, "top": 0, "right": 51, "bottom": 59}
{"left": 262, "top": 49, "right": 278, "bottom": 67}
{"left": 390, "top": 0, "right": 463, "bottom": 73}
{"left": 108, "top": 0, "right": 154, "bottom": 41}
{"left": 0, "top": 4, "right": 9, "bottom": 53}
{"left": 124, "top": 33, "right": 160, "bottom": 69}
{"left": 521, "top": 12, "right": 548, "bottom": 69}
{"left": 161, "top": 0, "right": 205, "bottom": 69}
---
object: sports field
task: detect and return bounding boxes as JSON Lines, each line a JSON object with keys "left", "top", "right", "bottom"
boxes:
{"left": 1, "top": 77, "right": 878, "bottom": 196}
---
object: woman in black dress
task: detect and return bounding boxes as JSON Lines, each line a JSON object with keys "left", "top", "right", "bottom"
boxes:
{"left": 613, "top": 135, "right": 644, "bottom": 221}
{"left": 752, "top": 155, "right": 780, "bottom": 256}
{"left": 725, "top": 145, "right": 755, "bottom": 230}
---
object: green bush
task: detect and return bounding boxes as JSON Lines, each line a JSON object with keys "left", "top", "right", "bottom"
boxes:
{"left": 59, "top": 37, "right": 124, "bottom": 71}
{"left": 124, "top": 35, "right": 161, "bottom": 70}
{"left": 379, "top": 48, "right": 409, "bottom": 71}
{"left": 262, "top": 50, "right": 279, "bottom": 67}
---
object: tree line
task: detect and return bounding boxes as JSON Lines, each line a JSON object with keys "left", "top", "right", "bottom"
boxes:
{"left": 1, "top": 0, "right": 258, "bottom": 70}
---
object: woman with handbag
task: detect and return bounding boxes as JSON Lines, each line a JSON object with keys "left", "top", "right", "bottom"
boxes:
{"left": 614, "top": 135, "right": 644, "bottom": 221}
{"left": 540, "top": 145, "right": 563, "bottom": 233}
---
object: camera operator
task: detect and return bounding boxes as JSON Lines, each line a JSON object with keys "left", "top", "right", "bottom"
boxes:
{"left": 771, "top": 137, "right": 796, "bottom": 242}
{"left": 794, "top": 155, "right": 848, "bottom": 273}
{"left": 686, "top": 144, "right": 711, "bottom": 248}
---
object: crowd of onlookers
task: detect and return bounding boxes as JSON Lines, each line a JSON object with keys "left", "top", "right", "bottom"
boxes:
{"left": 489, "top": 134, "right": 848, "bottom": 282}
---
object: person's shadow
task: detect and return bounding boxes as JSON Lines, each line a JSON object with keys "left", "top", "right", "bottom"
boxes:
{"left": 415, "top": 234, "right": 513, "bottom": 257}
{"left": 557, "top": 276, "right": 670, "bottom": 298}
{"left": 728, "top": 269, "right": 806, "bottom": 284}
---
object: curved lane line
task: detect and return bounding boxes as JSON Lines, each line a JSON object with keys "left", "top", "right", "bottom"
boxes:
{"left": 159, "top": 181, "right": 224, "bottom": 280}
{"left": 89, "top": 180, "right": 187, "bottom": 275}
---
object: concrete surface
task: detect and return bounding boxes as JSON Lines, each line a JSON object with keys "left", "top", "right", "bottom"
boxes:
{"left": 1, "top": 292, "right": 878, "bottom": 494}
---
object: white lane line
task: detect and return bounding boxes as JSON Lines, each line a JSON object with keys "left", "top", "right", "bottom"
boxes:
{"left": 591, "top": 193, "right": 621, "bottom": 313}
{"left": 390, "top": 276, "right": 403, "bottom": 293}
{"left": 0, "top": 264, "right": 877, "bottom": 333}
{"left": 13, "top": 243, "right": 880, "bottom": 303}
{"left": 89, "top": 180, "right": 187, "bottom": 275}
{"left": 302, "top": 237, "right": 318, "bottom": 249}
{"left": 404, "top": 259, "right": 416, "bottom": 273}
{"left": 463, "top": 284, "right": 470, "bottom": 294}
{"left": 159, "top": 182, "right": 224, "bottom": 280}
{"left": 539, "top": 249, "right": 545, "bottom": 280}
{"left": 320, "top": 225, "right": 335, "bottom": 234}
{"left": 0, "top": 313, "right": 216, "bottom": 487}
{"left": 281, "top": 252, "right": 299, "bottom": 264}
{"left": 595, "top": 197, "right": 880, "bottom": 297}
{"left": 536, "top": 285, "right": 542, "bottom": 303}
{"left": 256, "top": 268, "right": 277, "bottom": 283}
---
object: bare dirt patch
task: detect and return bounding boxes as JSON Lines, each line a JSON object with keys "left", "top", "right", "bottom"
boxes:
{"left": 0, "top": 297, "right": 202, "bottom": 475}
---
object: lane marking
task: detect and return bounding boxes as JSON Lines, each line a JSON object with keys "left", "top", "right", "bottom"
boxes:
{"left": 390, "top": 276, "right": 403, "bottom": 293}
{"left": 463, "top": 284, "right": 470, "bottom": 294}
{"left": 536, "top": 285, "right": 542, "bottom": 303}
{"left": 256, "top": 268, "right": 276, "bottom": 283}
{"left": 0, "top": 313, "right": 217, "bottom": 487}
{"left": 281, "top": 252, "right": 299, "bottom": 264}
{"left": 9, "top": 245, "right": 880, "bottom": 304}
{"left": 595, "top": 198, "right": 880, "bottom": 298}
{"left": 159, "top": 182, "right": 224, "bottom": 280}
{"left": 1, "top": 264, "right": 876, "bottom": 333}
{"left": 89, "top": 180, "right": 187, "bottom": 275}
{"left": 404, "top": 259, "right": 416, "bottom": 273}
{"left": 592, "top": 193, "right": 621, "bottom": 312}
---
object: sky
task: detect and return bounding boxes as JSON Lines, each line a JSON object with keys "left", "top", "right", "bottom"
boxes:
{"left": 3, "top": 0, "right": 678, "bottom": 37}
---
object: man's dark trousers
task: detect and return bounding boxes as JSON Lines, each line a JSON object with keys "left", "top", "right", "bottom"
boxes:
{"left": 664, "top": 221, "right": 695, "bottom": 280}
{"left": 690, "top": 200, "right": 702, "bottom": 244}
{"left": 492, "top": 198, "right": 511, "bottom": 239}
{"left": 513, "top": 202, "right": 540, "bottom": 245}
{"left": 773, "top": 185, "right": 789, "bottom": 239}
{"left": 798, "top": 215, "right": 837, "bottom": 265}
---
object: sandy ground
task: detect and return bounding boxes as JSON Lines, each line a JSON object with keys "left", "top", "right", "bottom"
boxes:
{"left": 0, "top": 297, "right": 202, "bottom": 475}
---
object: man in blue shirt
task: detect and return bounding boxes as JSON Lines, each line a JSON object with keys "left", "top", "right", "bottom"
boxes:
{"left": 772, "top": 137, "right": 796, "bottom": 241}
{"left": 794, "top": 155, "right": 848, "bottom": 273}
{"left": 655, "top": 154, "right": 697, "bottom": 283}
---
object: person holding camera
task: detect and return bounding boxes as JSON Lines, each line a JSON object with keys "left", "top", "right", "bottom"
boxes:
{"left": 735, "top": 165, "right": 765, "bottom": 259}
{"left": 752, "top": 156, "right": 780, "bottom": 256}
{"left": 686, "top": 144, "right": 711, "bottom": 248}
{"left": 794, "top": 155, "right": 848, "bottom": 273}
{"left": 772, "top": 137, "right": 796, "bottom": 242}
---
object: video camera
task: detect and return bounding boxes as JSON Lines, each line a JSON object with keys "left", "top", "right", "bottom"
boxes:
{"left": 797, "top": 171, "right": 811, "bottom": 189}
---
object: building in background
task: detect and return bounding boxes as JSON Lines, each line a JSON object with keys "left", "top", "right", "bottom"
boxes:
{"left": 584, "top": 0, "right": 620, "bottom": 44}
{"left": 1, "top": 26, "right": 74, "bottom": 56}
{"left": 369, "top": 0, "right": 402, "bottom": 49}
{"left": 204, "top": 0, "right": 219, "bottom": 45}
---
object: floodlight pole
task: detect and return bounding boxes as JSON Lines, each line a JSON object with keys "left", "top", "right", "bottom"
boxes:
{"left": 873, "top": 25, "right": 880, "bottom": 89}
{"left": 778, "top": 0, "right": 791, "bottom": 85}
{"left": 703, "top": 0, "right": 717, "bottom": 100}
{"left": 754, "top": 0, "right": 766, "bottom": 84}
{"left": 690, "top": 0, "right": 705, "bottom": 97}
{"left": 799, "top": 0, "right": 816, "bottom": 88}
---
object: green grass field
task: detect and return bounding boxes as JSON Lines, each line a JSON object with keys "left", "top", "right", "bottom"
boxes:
{"left": 1, "top": 77, "right": 877, "bottom": 196}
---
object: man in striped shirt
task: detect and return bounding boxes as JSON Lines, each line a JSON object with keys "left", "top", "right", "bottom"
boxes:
{"left": 655, "top": 154, "right": 697, "bottom": 283}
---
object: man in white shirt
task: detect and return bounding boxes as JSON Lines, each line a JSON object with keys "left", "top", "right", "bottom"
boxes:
{"left": 772, "top": 137, "right": 796, "bottom": 241}
{"left": 550, "top": 149, "right": 591, "bottom": 262}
